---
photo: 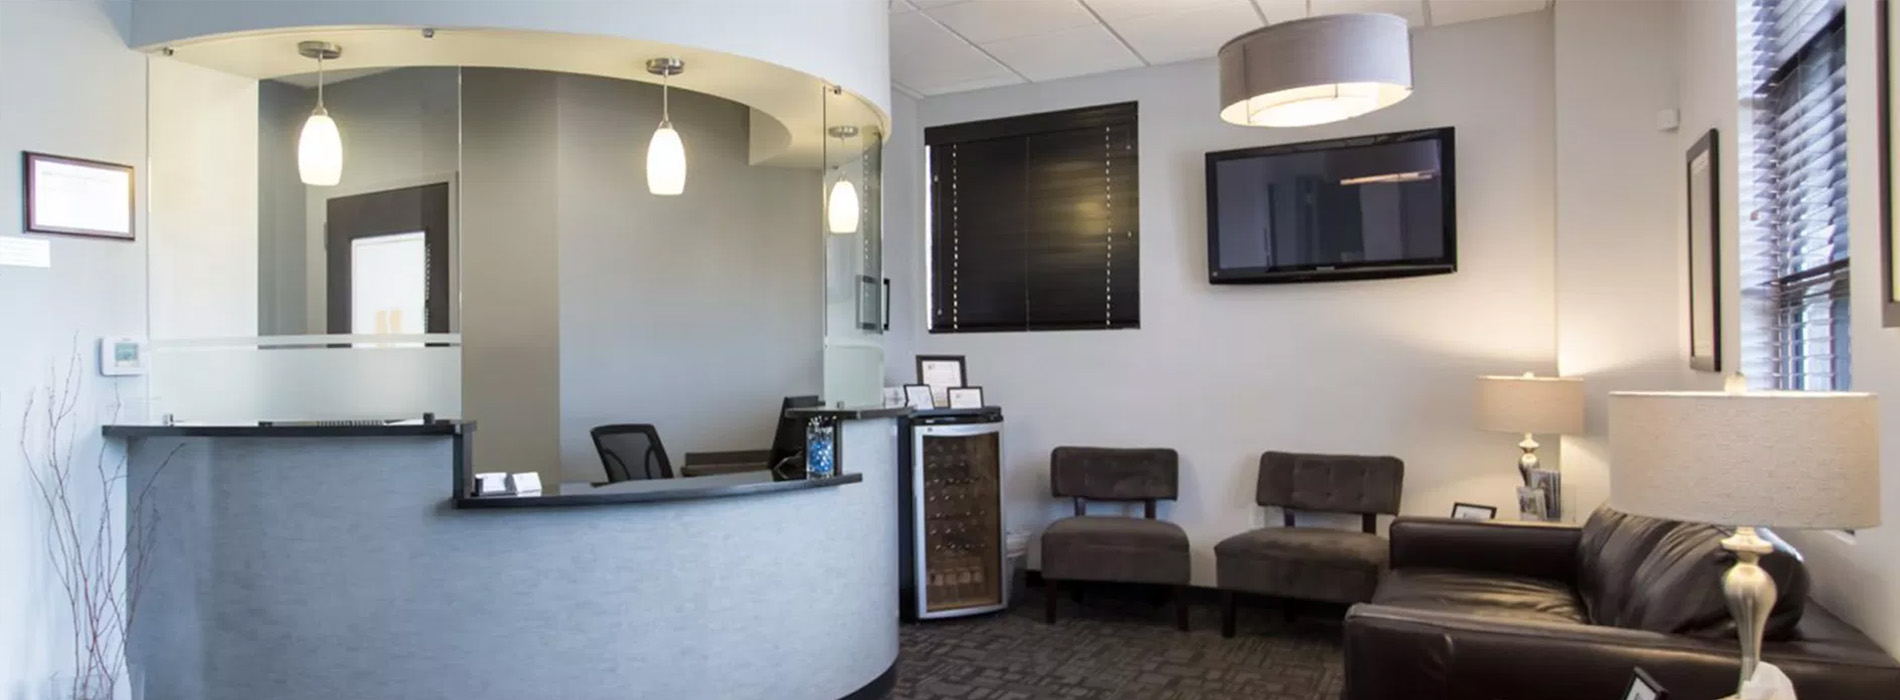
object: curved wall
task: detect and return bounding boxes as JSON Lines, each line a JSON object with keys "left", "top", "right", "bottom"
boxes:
{"left": 127, "top": 0, "right": 891, "bottom": 115}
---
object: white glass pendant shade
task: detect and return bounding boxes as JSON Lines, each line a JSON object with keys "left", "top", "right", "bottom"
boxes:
{"left": 827, "top": 178, "right": 859, "bottom": 234}
{"left": 1218, "top": 13, "right": 1413, "bottom": 127}
{"left": 647, "top": 123, "right": 686, "bottom": 196}
{"left": 298, "top": 107, "right": 343, "bottom": 186}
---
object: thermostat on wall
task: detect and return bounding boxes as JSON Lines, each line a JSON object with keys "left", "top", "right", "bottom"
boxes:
{"left": 98, "top": 337, "right": 148, "bottom": 376}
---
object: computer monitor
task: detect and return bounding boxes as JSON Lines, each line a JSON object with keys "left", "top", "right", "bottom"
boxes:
{"left": 768, "top": 395, "right": 822, "bottom": 480}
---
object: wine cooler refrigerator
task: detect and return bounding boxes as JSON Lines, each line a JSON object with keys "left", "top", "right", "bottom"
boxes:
{"left": 899, "top": 407, "right": 1006, "bottom": 621}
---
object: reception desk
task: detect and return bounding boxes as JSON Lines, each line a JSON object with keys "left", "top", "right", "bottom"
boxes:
{"left": 108, "top": 412, "right": 902, "bottom": 700}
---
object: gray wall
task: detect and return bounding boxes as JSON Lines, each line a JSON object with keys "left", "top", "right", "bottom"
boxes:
{"left": 0, "top": 2, "right": 149, "bottom": 696}
{"left": 461, "top": 69, "right": 565, "bottom": 484}
{"left": 553, "top": 73, "right": 822, "bottom": 482}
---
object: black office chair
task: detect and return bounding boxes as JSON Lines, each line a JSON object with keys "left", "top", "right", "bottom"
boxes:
{"left": 590, "top": 424, "right": 673, "bottom": 482}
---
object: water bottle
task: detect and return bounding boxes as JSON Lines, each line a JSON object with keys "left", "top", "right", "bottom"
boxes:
{"left": 805, "top": 417, "right": 836, "bottom": 479}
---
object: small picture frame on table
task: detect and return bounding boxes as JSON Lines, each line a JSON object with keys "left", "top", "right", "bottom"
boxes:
{"left": 915, "top": 354, "right": 967, "bottom": 408}
{"left": 1517, "top": 487, "right": 1548, "bottom": 522}
{"left": 1450, "top": 502, "right": 1497, "bottom": 521}
{"left": 947, "top": 386, "right": 984, "bottom": 409}
{"left": 902, "top": 384, "right": 937, "bottom": 410}
{"left": 1622, "top": 667, "right": 1666, "bottom": 700}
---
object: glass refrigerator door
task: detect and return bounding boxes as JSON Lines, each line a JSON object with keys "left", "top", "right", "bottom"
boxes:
{"left": 916, "top": 424, "right": 1004, "bottom": 614}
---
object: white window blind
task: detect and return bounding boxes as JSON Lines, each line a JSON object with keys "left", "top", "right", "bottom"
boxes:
{"left": 1744, "top": 0, "right": 1850, "bottom": 390}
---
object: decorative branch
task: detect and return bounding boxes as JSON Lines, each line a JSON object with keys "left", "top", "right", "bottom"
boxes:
{"left": 20, "top": 349, "right": 180, "bottom": 700}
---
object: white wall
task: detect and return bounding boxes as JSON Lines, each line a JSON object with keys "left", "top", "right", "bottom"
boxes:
{"left": 1552, "top": 0, "right": 1700, "bottom": 519}
{"left": 1779, "top": 0, "right": 1900, "bottom": 658}
{"left": 147, "top": 57, "right": 259, "bottom": 339}
{"left": 555, "top": 73, "right": 822, "bottom": 482}
{"left": 887, "top": 12, "right": 1559, "bottom": 584}
{"left": 0, "top": 1, "right": 149, "bottom": 696}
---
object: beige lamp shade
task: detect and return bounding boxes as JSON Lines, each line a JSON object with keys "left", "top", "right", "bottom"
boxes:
{"left": 1218, "top": 13, "right": 1413, "bottom": 128}
{"left": 1608, "top": 390, "right": 1880, "bottom": 529}
{"left": 1475, "top": 374, "right": 1585, "bottom": 435}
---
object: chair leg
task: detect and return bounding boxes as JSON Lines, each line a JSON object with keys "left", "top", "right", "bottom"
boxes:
{"left": 1045, "top": 579, "right": 1059, "bottom": 624}
{"left": 1174, "top": 585, "right": 1190, "bottom": 632}
{"left": 1221, "top": 590, "right": 1237, "bottom": 638}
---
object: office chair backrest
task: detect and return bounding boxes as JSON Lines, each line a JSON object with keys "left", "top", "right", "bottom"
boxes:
{"left": 591, "top": 424, "right": 672, "bottom": 482}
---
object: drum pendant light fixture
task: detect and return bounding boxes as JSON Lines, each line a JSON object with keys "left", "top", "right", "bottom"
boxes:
{"left": 826, "top": 125, "right": 860, "bottom": 234}
{"left": 297, "top": 41, "right": 345, "bottom": 186}
{"left": 646, "top": 57, "right": 687, "bottom": 196}
{"left": 1218, "top": 13, "right": 1413, "bottom": 128}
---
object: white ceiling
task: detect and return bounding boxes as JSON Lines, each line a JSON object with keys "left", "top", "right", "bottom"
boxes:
{"left": 890, "top": 0, "right": 1551, "bottom": 97}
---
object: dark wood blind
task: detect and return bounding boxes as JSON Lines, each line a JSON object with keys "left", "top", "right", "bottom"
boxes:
{"left": 926, "top": 102, "right": 1138, "bottom": 333}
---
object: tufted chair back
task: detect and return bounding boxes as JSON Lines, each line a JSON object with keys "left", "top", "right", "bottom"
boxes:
{"left": 1257, "top": 451, "right": 1404, "bottom": 532}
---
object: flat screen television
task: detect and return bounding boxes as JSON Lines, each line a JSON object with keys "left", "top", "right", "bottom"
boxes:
{"left": 1205, "top": 127, "right": 1456, "bottom": 284}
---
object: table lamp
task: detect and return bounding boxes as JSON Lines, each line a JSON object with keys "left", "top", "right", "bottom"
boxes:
{"left": 1608, "top": 382, "right": 1879, "bottom": 694}
{"left": 1475, "top": 371, "right": 1584, "bottom": 482}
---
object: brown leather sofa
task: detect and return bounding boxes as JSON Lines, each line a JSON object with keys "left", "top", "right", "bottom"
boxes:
{"left": 1343, "top": 508, "right": 1900, "bottom": 700}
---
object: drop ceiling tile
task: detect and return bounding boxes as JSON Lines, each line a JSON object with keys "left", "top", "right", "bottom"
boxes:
{"left": 1427, "top": 0, "right": 1548, "bottom": 26}
{"left": 928, "top": 0, "right": 1101, "bottom": 44}
{"left": 890, "top": 10, "right": 1019, "bottom": 93}
{"left": 891, "top": 0, "right": 915, "bottom": 14}
{"left": 915, "top": 74, "right": 1029, "bottom": 96}
{"left": 1082, "top": 0, "right": 1235, "bottom": 21}
{"left": 1310, "top": 0, "right": 1427, "bottom": 26}
{"left": 911, "top": 0, "right": 965, "bottom": 7}
{"left": 1252, "top": 0, "right": 1312, "bottom": 23}
{"left": 981, "top": 22, "right": 1145, "bottom": 82}
{"left": 1107, "top": 1, "right": 1264, "bottom": 64}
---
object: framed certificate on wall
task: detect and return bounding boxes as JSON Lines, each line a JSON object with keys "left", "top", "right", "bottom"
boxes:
{"left": 24, "top": 152, "right": 135, "bottom": 240}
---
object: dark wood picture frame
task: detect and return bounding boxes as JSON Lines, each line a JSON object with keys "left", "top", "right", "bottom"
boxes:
{"left": 1686, "top": 129, "right": 1723, "bottom": 372}
{"left": 915, "top": 354, "right": 967, "bottom": 407}
{"left": 23, "top": 152, "right": 136, "bottom": 240}
{"left": 1622, "top": 666, "right": 1668, "bottom": 700}
{"left": 1880, "top": 0, "right": 1900, "bottom": 326}
{"left": 1449, "top": 502, "right": 1497, "bottom": 520}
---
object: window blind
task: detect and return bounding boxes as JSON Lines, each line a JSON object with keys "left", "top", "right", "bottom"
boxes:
{"left": 1746, "top": 0, "right": 1850, "bottom": 390}
{"left": 925, "top": 102, "right": 1139, "bottom": 333}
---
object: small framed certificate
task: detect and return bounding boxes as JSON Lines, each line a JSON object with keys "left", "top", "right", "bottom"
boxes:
{"left": 24, "top": 152, "right": 136, "bottom": 240}
{"left": 915, "top": 354, "right": 967, "bottom": 407}
{"left": 947, "top": 386, "right": 985, "bottom": 409}
{"left": 903, "top": 384, "right": 937, "bottom": 410}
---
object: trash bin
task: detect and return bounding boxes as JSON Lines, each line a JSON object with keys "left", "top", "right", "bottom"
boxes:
{"left": 1005, "top": 531, "right": 1031, "bottom": 606}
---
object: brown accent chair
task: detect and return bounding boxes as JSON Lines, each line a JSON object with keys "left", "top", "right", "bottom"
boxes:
{"left": 1215, "top": 451, "right": 1404, "bottom": 637}
{"left": 1039, "top": 447, "right": 1191, "bottom": 630}
{"left": 1343, "top": 507, "right": 1900, "bottom": 700}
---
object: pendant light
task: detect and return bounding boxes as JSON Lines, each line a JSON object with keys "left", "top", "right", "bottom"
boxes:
{"left": 1217, "top": 12, "right": 1412, "bottom": 127}
{"left": 826, "top": 126, "right": 860, "bottom": 234}
{"left": 645, "top": 57, "right": 687, "bottom": 196}
{"left": 297, "top": 41, "right": 344, "bottom": 186}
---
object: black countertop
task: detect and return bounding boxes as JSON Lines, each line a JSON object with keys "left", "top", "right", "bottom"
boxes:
{"left": 783, "top": 405, "right": 912, "bottom": 420}
{"left": 455, "top": 471, "right": 864, "bottom": 509}
{"left": 104, "top": 421, "right": 474, "bottom": 439}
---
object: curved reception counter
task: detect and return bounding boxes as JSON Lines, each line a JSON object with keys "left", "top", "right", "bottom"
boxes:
{"left": 108, "top": 412, "right": 903, "bottom": 700}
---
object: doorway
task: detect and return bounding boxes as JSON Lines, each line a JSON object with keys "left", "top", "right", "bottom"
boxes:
{"left": 325, "top": 183, "right": 451, "bottom": 335}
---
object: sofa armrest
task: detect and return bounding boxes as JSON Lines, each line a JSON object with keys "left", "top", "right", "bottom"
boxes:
{"left": 1343, "top": 605, "right": 1900, "bottom": 700}
{"left": 1388, "top": 516, "right": 1580, "bottom": 581}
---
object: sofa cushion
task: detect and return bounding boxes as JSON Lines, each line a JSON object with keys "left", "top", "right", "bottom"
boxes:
{"left": 1216, "top": 528, "right": 1386, "bottom": 603}
{"left": 1577, "top": 507, "right": 1809, "bottom": 639}
{"left": 1371, "top": 568, "right": 1588, "bottom": 625}
{"left": 1041, "top": 516, "right": 1190, "bottom": 585}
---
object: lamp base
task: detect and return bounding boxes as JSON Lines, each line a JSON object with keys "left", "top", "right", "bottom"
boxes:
{"left": 1721, "top": 526, "right": 1778, "bottom": 695}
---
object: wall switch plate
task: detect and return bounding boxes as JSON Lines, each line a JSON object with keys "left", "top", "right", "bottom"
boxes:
{"left": 1655, "top": 108, "right": 1681, "bottom": 132}
{"left": 98, "top": 337, "right": 148, "bottom": 376}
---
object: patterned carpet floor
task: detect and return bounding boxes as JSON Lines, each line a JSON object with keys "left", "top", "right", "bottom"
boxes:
{"left": 893, "top": 588, "right": 1346, "bottom": 700}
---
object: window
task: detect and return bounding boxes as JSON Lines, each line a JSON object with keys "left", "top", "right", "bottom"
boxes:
{"left": 1744, "top": 0, "right": 1850, "bottom": 390}
{"left": 925, "top": 102, "right": 1138, "bottom": 332}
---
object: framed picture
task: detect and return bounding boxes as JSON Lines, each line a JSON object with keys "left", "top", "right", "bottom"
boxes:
{"left": 1622, "top": 667, "right": 1667, "bottom": 700}
{"left": 1517, "top": 487, "right": 1548, "bottom": 523}
{"left": 1685, "top": 129, "right": 1722, "bottom": 372}
{"left": 915, "top": 354, "right": 966, "bottom": 408}
{"left": 902, "top": 384, "right": 937, "bottom": 411}
{"left": 1528, "top": 468, "right": 1562, "bottom": 521}
{"left": 947, "top": 386, "right": 984, "bottom": 409}
{"left": 23, "top": 152, "right": 136, "bottom": 240}
{"left": 1881, "top": 0, "right": 1900, "bottom": 326}
{"left": 1450, "top": 503, "right": 1497, "bottom": 520}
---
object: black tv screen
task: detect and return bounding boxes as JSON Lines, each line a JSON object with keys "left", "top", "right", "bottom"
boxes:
{"left": 1206, "top": 127, "right": 1456, "bottom": 284}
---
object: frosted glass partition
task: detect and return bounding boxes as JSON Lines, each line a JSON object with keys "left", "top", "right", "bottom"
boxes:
{"left": 821, "top": 86, "right": 886, "bottom": 408}
{"left": 149, "top": 335, "right": 461, "bottom": 423}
